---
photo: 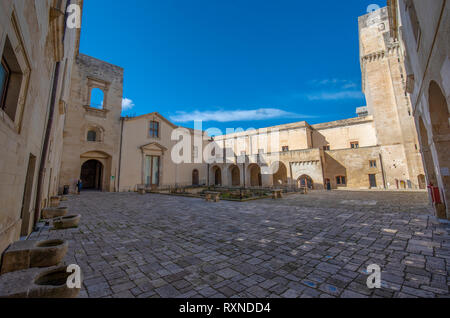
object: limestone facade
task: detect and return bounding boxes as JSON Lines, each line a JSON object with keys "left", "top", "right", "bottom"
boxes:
{"left": 387, "top": 0, "right": 450, "bottom": 219}
{"left": 59, "top": 54, "right": 123, "bottom": 193}
{"left": 0, "top": 0, "right": 81, "bottom": 260}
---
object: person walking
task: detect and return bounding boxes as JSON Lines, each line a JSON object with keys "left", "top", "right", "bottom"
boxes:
{"left": 77, "top": 179, "right": 83, "bottom": 194}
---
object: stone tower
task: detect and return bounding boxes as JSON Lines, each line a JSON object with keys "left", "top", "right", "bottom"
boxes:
{"left": 359, "top": 7, "right": 425, "bottom": 189}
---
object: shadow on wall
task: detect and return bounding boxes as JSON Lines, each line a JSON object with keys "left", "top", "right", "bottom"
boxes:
{"left": 323, "top": 153, "right": 347, "bottom": 190}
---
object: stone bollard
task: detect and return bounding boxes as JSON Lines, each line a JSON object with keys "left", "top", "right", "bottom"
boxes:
{"left": 42, "top": 207, "right": 68, "bottom": 219}
{"left": 52, "top": 215, "right": 81, "bottom": 230}
{"left": 0, "top": 265, "right": 81, "bottom": 298}
{"left": 1, "top": 240, "right": 69, "bottom": 274}
{"left": 49, "top": 196, "right": 61, "bottom": 207}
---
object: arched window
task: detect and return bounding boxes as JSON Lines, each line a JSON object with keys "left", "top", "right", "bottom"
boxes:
{"left": 90, "top": 88, "right": 104, "bottom": 109}
{"left": 87, "top": 130, "right": 97, "bottom": 142}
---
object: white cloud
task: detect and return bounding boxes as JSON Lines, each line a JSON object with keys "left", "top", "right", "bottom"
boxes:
{"left": 306, "top": 91, "right": 364, "bottom": 101}
{"left": 122, "top": 98, "right": 135, "bottom": 111}
{"left": 309, "top": 78, "right": 358, "bottom": 88}
{"left": 170, "top": 108, "right": 315, "bottom": 123}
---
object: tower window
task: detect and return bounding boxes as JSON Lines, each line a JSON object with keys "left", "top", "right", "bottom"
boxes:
{"left": 87, "top": 130, "right": 97, "bottom": 142}
{"left": 369, "top": 160, "right": 377, "bottom": 168}
{"left": 350, "top": 141, "right": 359, "bottom": 149}
{"left": 282, "top": 146, "right": 289, "bottom": 152}
{"left": 90, "top": 88, "right": 104, "bottom": 109}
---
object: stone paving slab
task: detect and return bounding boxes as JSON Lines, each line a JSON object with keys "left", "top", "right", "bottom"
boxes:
{"left": 29, "top": 190, "right": 450, "bottom": 298}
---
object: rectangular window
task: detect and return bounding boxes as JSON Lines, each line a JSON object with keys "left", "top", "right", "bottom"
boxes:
{"left": 350, "top": 141, "right": 359, "bottom": 149}
{"left": 1, "top": 37, "right": 23, "bottom": 121}
{"left": 405, "top": 0, "right": 421, "bottom": 44}
{"left": 149, "top": 121, "right": 160, "bottom": 138}
{"left": 369, "top": 174, "right": 377, "bottom": 188}
{"left": 323, "top": 145, "right": 330, "bottom": 151}
{"left": 336, "top": 176, "right": 346, "bottom": 185}
{"left": 0, "top": 58, "right": 11, "bottom": 111}
{"left": 282, "top": 146, "right": 289, "bottom": 152}
{"left": 369, "top": 160, "right": 377, "bottom": 168}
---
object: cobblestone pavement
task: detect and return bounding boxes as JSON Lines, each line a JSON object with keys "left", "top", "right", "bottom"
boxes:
{"left": 30, "top": 190, "right": 450, "bottom": 298}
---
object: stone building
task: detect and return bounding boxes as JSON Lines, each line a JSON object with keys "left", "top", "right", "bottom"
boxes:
{"left": 387, "top": 0, "right": 449, "bottom": 219}
{"left": 63, "top": 7, "right": 425, "bottom": 194}
{"left": 118, "top": 113, "right": 210, "bottom": 191}
{"left": 59, "top": 54, "right": 124, "bottom": 193}
{"left": 207, "top": 7, "right": 425, "bottom": 191}
{"left": 0, "top": 0, "right": 81, "bottom": 257}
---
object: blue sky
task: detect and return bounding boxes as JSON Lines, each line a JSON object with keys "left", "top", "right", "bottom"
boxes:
{"left": 80, "top": 0, "right": 386, "bottom": 133}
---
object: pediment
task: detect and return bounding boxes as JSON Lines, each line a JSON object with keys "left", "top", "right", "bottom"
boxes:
{"left": 140, "top": 142, "right": 168, "bottom": 153}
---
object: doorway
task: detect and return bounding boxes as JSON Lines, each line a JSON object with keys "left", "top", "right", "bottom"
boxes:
{"left": 192, "top": 169, "right": 199, "bottom": 186}
{"left": 369, "top": 174, "right": 377, "bottom": 188}
{"left": 80, "top": 159, "right": 103, "bottom": 190}
{"left": 145, "top": 155, "right": 160, "bottom": 188}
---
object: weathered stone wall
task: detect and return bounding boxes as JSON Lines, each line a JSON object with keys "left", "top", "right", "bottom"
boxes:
{"left": 0, "top": 0, "right": 80, "bottom": 257}
{"left": 59, "top": 54, "right": 123, "bottom": 193}
{"left": 359, "top": 7, "right": 425, "bottom": 190}
{"left": 312, "top": 117, "right": 377, "bottom": 150}
{"left": 394, "top": 0, "right": 450, "bottom": 218}
{"left": 324, "top": 146, "right": 383, "bottom": 190}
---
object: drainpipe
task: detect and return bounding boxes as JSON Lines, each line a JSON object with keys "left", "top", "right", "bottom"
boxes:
{"left": 34, "top": 1, "right": 70, "bottom": 228}
{"left": 379, "top": 153, "right": 387, "bottom": 189}
{"left": 117, "top": 117, "right": 124, "bottom": 192}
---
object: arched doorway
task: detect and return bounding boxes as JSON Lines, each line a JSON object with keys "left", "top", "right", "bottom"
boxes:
{"left": 418, "top": 174, "right": 426, "bottom": 189}
{"left": 81, "top": 160, "right": 103, "bottom": 190}
{"left": 297, "top": 175, "right": 313, "bottom": 189}
{"left": 192, "top": 169, "right": 199, "bottom": 186}
{"left": 213, "top": 166, "right": 222, "bottom": 186}
{"left": 249, "top": 164, "right": 262, "bottom": 187}
{"left": 428, "top": 81, "right": 450, "bottom": 217}
{"left": 272, "top": 162, "right": 288, "bottom": 186}
{"left": 230, "top": 165, "right": 240, "bottom": 186}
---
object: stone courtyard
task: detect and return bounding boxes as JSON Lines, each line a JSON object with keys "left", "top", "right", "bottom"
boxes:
{"left": 29, "top": 191, "right": 450, "bottom": 298}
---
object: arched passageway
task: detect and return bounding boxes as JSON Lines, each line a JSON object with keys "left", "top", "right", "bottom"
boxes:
{"left": 272, "top": 162, "right": 288, "bottom": 186}
{"left": 297, "top": 175, "right": 313, "bottom": 189}
{"left": 249, "top": 164, "right": 262, "bottom": 187}
{"left": 418, "top": 117, "right": 437, "bottom": 185}
{"left": 230, "top": 165, "right": 240, "bottom": 186}
{"left": 428, "top": 81, "right": 450, "bottom": 218}
{"left": 81, "top": 160, "right": 103, "bottom": 190}
{"left": 213, "top": 166, "right": 222, "bottom": 186}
